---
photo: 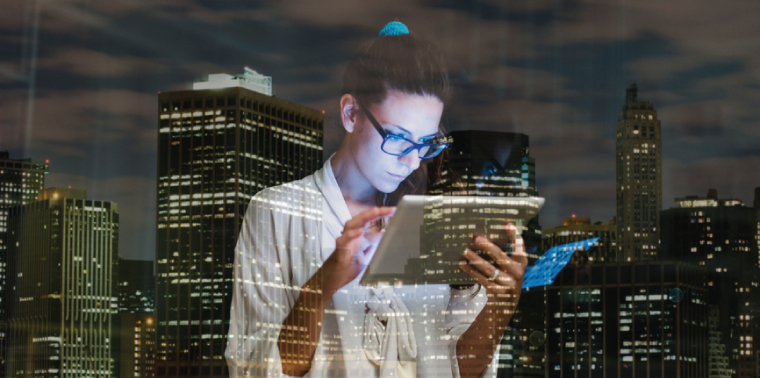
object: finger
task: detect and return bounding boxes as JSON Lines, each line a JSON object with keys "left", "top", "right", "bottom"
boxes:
{"left": 458, "top": 260, "right": 518, "bottom": 294}
{"left": 463, "top": 247, "right": 500, "bottom": 278}
{"left": 473, "top": 235, "right": 510, "bottom": 269}
{"left": 458, "top": 260, "right": 498, "bottom": 291}
{"left": 478, "top": 233, "right": 525, "bottom": 282}
{"left": 458, "top": 260, "right": 521, "bottom": 296}
{"left": 504, "top": 222, "right": 528, "bottom": 267}
{"left": 343, "top": 207, "right": 395, "bottom": 231}
{"left": 339, "top": 227, "right": 364, "bottom": 241}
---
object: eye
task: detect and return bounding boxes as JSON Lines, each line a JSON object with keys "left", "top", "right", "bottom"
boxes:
{"left": 386, "top": 133, "right": 405, "bottom": 141}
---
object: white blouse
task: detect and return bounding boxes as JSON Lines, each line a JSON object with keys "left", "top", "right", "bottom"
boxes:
{"left": 225, "top": 157, "right": 498, "bottom": 378}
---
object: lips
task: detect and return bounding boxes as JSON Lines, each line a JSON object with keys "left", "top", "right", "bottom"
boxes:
{"left": 388, "top": 172, "right": 407, "bottom": 181}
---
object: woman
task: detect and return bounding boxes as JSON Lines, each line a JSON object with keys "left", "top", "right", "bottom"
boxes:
{"left": 225, "top": 22, "right": 527, "bottom": 378}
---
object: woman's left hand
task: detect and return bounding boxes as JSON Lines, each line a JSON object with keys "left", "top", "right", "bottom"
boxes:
{"left": 458, "top": 222, "right": 527, "bottom": 312}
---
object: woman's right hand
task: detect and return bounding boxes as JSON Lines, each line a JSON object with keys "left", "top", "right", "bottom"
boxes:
{"left": 321, "top": 206, "right": 395, "bottom": 295}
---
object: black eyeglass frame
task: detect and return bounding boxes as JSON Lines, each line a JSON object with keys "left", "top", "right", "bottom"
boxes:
{"left": 356, "top": 99, "right": 451, "bottom": 159}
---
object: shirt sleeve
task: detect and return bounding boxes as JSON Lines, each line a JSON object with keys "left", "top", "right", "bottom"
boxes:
{"left": 224, "top": 192, "right": 299, "bottom": 378}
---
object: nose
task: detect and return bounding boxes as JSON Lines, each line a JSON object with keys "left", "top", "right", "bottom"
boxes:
{"left": 399, "top": 148, "right": 420, "bottom": 173}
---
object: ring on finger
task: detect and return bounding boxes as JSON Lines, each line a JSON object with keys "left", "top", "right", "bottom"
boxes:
{"left": 488, "top": 269, "right": 500, "bottom": 281}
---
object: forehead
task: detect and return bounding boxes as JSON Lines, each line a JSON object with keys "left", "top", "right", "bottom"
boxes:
{"left": 371, "top": 91, "right": 444, "bottom": 136}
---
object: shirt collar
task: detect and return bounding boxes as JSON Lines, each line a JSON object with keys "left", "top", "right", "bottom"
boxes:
{"left": 320, "top": 154, "right": 353, "bottom": 227}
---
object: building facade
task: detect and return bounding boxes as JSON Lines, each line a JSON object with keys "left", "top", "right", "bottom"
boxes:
{"left": 6, "top": 188, "right": 119, "bottom": 377}
{"left": 120, "top": 313, "right": 156, "bottom": 378}
{"left": 615, "top": 84, "right": 662, "bottom": 262}
{"left": 543, "top": 216, "right": 617, "bottom": 264}
{"left": 0, "top": 152, "right": 49, "bottom": 371}
{"left": 430, "top": 130, "right": 537, "bottom": 198}
{"left": 427, "top": 130, "right": 544, "bottom": 378}
{"left": 547, "top": 261, "right": 714, "bottom": 378}
{"left": 155, "top": 70, "right": 323, "bottom": 377}
{"left": 660, "top": 189, "right": 760, "bottom": 378}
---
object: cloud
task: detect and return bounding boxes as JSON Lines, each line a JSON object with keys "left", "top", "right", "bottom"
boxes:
{"left": 659, "top": 101, "right": 727, "bottom": 140}
{"left": 663, "top": 156, "right": 760, "bottom": 208}
{"left": 45, "top": 172, "right": 157, "bottom": 261}
{"left": 0, "top": 89, "right": 156, "bottom": 156}
{"left": 539, "top": 178, "right": 617, "bottom": 229}
{"left": 36, "top": 48, "right": 168, "bottom": 77}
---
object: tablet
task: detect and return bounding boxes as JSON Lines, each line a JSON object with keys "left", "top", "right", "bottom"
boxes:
{"left": 359, "top": 195, "right": 545, "bottom": 286}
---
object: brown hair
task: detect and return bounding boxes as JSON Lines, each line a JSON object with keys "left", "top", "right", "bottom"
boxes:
{"left": 341, "top": 30, "right": 453, "bottom": 212}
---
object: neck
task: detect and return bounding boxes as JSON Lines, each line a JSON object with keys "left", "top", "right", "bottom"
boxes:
{"left": 331, "top": 142, "right": 377, "bottom": 210}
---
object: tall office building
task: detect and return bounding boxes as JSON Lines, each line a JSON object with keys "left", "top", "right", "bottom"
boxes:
{"left": 430, "top": 130, "right": 541, "bottom": 257}
{"left": 0, "top": 152, "right": 49, "bottom": 372}
{"left": 660, "top": 189, "right": 760, "bottom": 378}
{"left": 6, "top": 188, "right": 119, "bottom": 377}
{"left": 426, "top": 130, "right": 544, "bottom": 378}
{"left": 431, "top": 130, "right": 537, "bottom": 198}
{"left": 542, "top": 216, "right": 617, "bottom": 264}
{"left": 615, "top": 84, "right": 662, "bottom": 262}
{"left": 547, "top": 261, "right": 714, "bottom": 378}
{"left": 156, "top": 69, "right": 323, "bottom": 377}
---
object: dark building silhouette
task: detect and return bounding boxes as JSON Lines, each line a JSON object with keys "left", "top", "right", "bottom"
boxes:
{"left": 661, "top": 189, "right": 760, "bottom": 378}
{"left": 6, "top": 188, "right": 119, "bottom": 377}
{"left": 0, "top": 152, "right": 48, "bottom": 372}
{"left": 119, "top": 258, "right": 154, "bottom": 314}
{"left": 155, "top": 69, "right": 323, "bottom": 377}
{"left": 119, "top": 258, "right": 156, "bottom": 378}
{"left": 426, "top": 130, "right": 544, "bottom": 378}
{"left": 616, "top": 84, "right": 662, "bottom": 262}
{"left": 547, "top": 261, "right": 715, "bottom": 378}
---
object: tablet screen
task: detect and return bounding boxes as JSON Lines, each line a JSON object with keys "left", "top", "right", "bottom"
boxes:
{"left": 360, "top": 195, "right": 544, "bottom": 286}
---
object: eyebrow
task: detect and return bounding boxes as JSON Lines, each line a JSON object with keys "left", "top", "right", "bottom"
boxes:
{"left": 384, "top": 124, "right": 438, "bottom": 140}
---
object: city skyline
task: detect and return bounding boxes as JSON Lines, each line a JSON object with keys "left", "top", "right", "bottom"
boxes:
{"left": 3, "top": 1, "right": 760, "bottom": 261}
{"left": 2, "top": 3, "right": 760, "bottom": 376}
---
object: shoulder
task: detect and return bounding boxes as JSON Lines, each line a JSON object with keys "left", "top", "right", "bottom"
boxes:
{"left": 247, "top": 172, "right": 322, "bottom": 218}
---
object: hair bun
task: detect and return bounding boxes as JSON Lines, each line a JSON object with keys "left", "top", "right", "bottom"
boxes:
{"left": 378, "top": 21, "right": 409, "bottom": 37}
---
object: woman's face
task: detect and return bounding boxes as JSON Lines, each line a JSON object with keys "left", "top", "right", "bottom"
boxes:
{"left": 349, "top": 90, "right": 444, "bottom": 194}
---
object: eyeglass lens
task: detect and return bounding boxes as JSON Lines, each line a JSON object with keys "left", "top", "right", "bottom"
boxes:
{"left": 382, "top": 136, "right": 446, "bottom": 158}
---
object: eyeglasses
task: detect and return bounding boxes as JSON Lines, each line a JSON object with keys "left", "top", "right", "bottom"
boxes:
{"left": 357, "top": 101, "right": 450, "bottom": 159}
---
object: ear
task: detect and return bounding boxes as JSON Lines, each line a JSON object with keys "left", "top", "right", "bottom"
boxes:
{"left": 339, "top": 94, "right": 360, "bottom": 133}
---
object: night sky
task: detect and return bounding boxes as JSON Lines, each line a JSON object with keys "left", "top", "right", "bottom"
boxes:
{"left": 2, "top": 0, "right": 759, "bottom": 261}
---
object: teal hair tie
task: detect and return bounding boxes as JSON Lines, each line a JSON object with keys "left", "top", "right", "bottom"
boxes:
{"left": 378, "top": 21, "right": 409, "bottom": 37}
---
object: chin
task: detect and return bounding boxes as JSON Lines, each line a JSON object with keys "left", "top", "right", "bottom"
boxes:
{"left": 375, "top": 180, "right": 402, "bottom": 194}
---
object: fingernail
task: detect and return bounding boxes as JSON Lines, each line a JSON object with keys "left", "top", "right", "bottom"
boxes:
{"left": 463, "top": 248, "right": 469, "bottom": 256}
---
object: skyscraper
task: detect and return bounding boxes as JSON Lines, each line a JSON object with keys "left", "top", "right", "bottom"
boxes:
{"left": 6, "top": 187, "right": 119, "bottom": 377}
{"left": 427, "top": 130, "right": 544, "bottom": 378}
{"left": 660, "top": 189, "right": 760, "bottom": 377}
{"left": 0, "top": 151, "right": 49, "bottom": 372}
{"left": 155, "top": 69, "right": 323, "bottom": 377}
{"left": 615, "top": 84, "right": 662, "bottom": 261}
{"left": 431, "top": 130, "right": 537, "bottom": 198}
{"left": 430, "top": 130, "right": 541, "bottom": 257}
